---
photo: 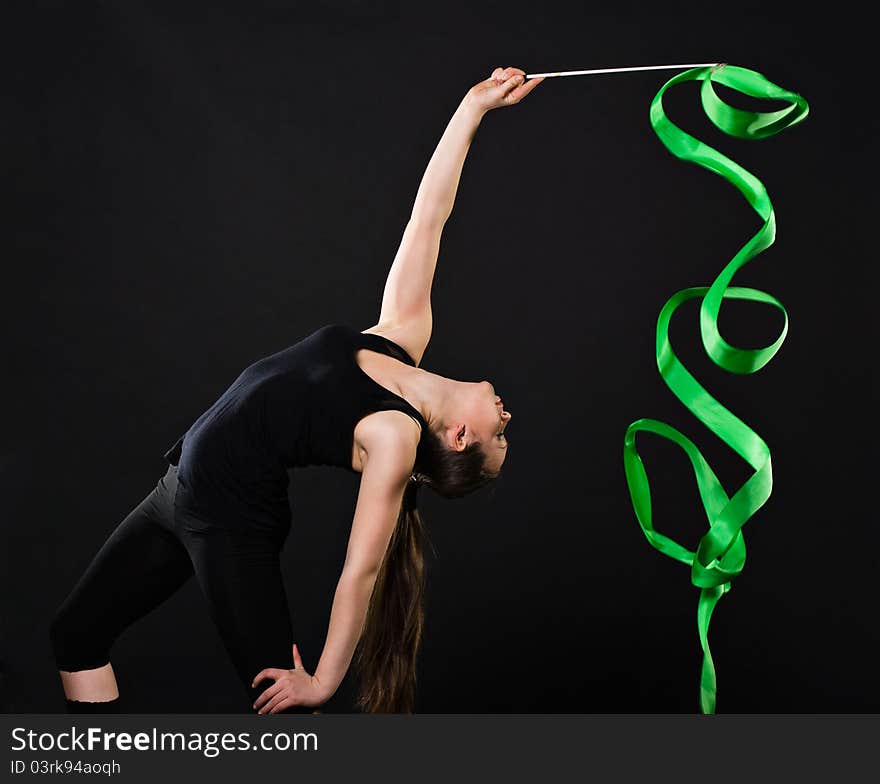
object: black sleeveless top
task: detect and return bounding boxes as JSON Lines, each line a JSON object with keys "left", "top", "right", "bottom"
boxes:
{"left": 162, "top": 323, "right": 426, "bottom": 534}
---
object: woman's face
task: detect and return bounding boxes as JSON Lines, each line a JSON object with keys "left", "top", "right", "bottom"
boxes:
{"left": 460, "top": 380, "right": 511, "bottom": 475}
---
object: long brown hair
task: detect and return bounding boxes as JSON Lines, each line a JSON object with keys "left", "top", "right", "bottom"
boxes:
{"left": 352, "top": 424, "right": 498, "bottom": 713}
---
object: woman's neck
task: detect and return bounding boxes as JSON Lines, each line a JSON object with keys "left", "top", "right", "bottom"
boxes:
{"left": 397, "top": 364, "right": 465, "bottom": 437}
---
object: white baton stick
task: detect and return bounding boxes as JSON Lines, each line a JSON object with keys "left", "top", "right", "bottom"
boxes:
{"left": 525, "top": 63, "right": 722, "bottom": 79}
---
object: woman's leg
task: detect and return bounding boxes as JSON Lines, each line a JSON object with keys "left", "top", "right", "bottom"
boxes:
{"left": 181, "top": 525, "right": 315, "bottom": 713}
{"left": 50, "top": 467, "right": 194, "bottom": 708}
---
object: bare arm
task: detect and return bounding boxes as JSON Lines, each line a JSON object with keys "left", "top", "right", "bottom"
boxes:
{"left": 411, "top": 66, "right": 543, "bottom": 226}
{"left": 410, "top": 94, "right": 485, "bottom": 228}
{"left": 311, "top": 420, "right": 417, "bottom": 698}
{"left": 372, "top": 97, "right": 484, "bottom": 352}
{"left": 251, "top": 418, "right": 417, "bottom": 713}
{"left": 372, "top": 67, "right": 544, "bottom": 361}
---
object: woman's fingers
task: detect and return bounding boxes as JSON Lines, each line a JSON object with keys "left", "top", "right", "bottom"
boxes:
{"left": 251, "top": 667, "right": 285, "bottom": 688}
{"left": 506, "top": 75, "right": 545, "bottom": 103}
{"left": 491, "top": 66, "right": 524, "bottom": 83}
{"left": 500, "top": 74, "right": 525, "bottom": 99}
{"left": 520, "top": 75, "right": 545, "bottom": 95}
{"left": 487, "top": 66, "right": 540, "bottom": 102}
{"left": 292, "top": 643, "right": 304, "bottom": 670}
{"left": 253, "top": 681, "right": 283, "bottom": 710}
{"left": 469, "top": 64, "right": 541, "bottom": 112}
{"left": 260, "top": 690, "right": 294, "bottom": 715}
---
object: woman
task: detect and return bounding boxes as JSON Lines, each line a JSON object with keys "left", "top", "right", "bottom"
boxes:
{"left": 49, "top": 66, "right": 543, "bottom": 714}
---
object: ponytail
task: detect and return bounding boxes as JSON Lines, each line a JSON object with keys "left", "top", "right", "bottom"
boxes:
{"left": 352, "top": 421, "right": 497, "bottom": 712}
{"left": 353, "top": 477, "right": 430, "bottom": 713}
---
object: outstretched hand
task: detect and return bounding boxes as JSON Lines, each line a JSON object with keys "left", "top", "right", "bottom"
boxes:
{"left": 467, "top": 66, "right": 544, "bottom": 114}
{"left": 251, "top": 644, "right": 328, "bottom": 714}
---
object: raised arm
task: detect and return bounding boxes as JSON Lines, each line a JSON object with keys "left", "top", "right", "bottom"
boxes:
{"left": 369, "top": 67, "right": 544, "bottom": 362}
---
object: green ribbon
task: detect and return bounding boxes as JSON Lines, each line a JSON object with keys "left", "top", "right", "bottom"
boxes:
{"left": 622, "top": 64, "right": 808, "bottom": 713}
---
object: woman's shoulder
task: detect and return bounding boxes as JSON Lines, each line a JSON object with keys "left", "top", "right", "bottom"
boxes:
{"left": 352, "top": 410, "right": 421, "bottom": 475}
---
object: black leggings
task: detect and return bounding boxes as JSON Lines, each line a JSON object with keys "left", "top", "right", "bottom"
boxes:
{"left": 50, "top": 463, "right": 312, "bottom": 713}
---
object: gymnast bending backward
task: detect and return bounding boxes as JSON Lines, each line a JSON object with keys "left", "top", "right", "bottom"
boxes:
{"left": 49, "top": 66, "right": 543, "bottom": 714}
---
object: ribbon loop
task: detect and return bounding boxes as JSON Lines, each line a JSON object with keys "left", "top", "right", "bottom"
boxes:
{"left": 622, "top": 64, "right": 808, "bottom": 713}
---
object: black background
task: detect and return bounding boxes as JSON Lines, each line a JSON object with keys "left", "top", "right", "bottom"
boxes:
{"left": 4, "top": 1, "right": 873, "bottom": 713}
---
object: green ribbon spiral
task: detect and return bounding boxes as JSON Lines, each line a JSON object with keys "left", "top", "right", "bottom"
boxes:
{"left": 622, "top": 64, "right": 808, "bottom": 713}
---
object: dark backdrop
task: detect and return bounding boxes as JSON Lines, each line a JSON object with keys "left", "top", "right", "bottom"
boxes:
{"left": 5, "top": 1, "right": 873, "bottom": 712}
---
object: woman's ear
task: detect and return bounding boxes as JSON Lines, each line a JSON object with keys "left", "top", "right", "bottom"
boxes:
{"left": 453, "top": 424, "right": 468, "bottom": 451}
